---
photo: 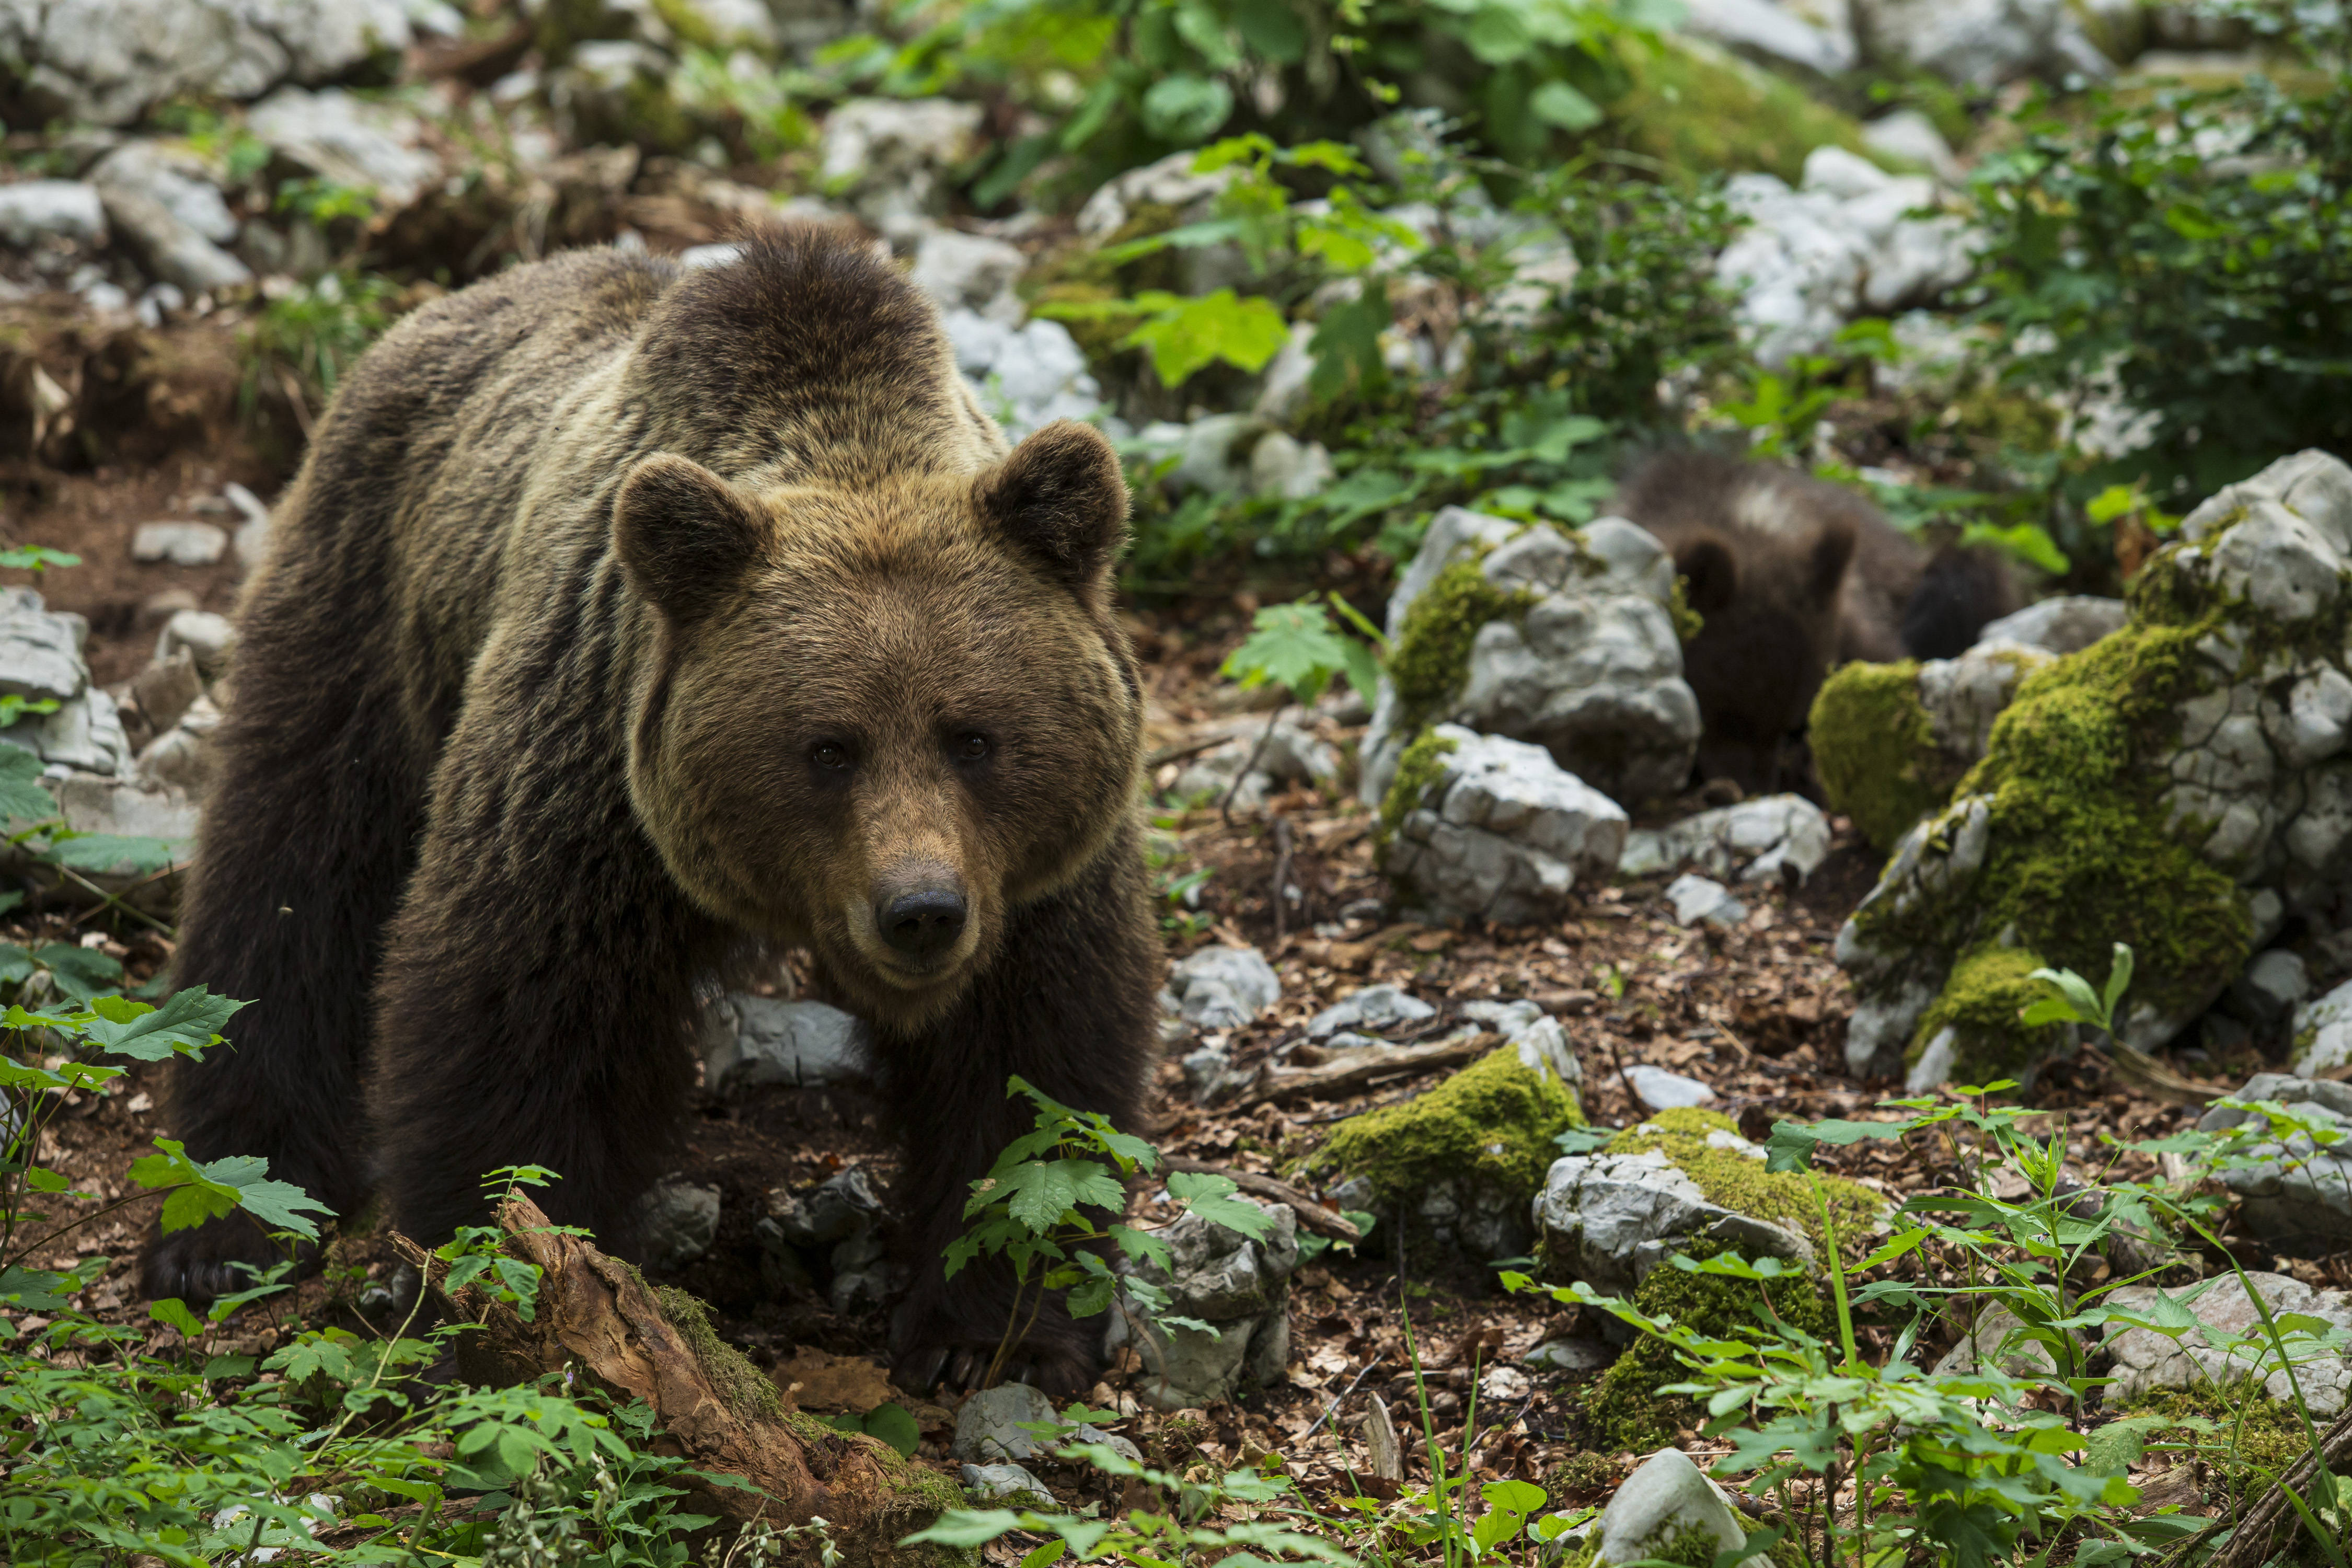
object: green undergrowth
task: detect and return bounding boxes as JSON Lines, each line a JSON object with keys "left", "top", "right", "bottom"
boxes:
{"left": 2112, "top": 1376, "right": 2307, "bottom": 1491}
{"left": 1581, "top": 1231, "right": 1831, "bottom": 1454}
{"left": 1606, "top": 1109, "right": 1885, "bottom": 1256}
{"left": 1311, "top": 1045, "right": 1583, "bottom": 1212}
{"left": 1807, "top": 659, "right": 1949, "bottom": 852}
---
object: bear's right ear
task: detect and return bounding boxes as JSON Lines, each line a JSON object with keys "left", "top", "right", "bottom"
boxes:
{"left": 613, "top": 453, "right": 768, "bottom": 620}
{"left": 974, "top": 419, "right": 1130, "bottom": 594}
{"left": 1675, "top": 534, "right": 1739, "bottom": 616}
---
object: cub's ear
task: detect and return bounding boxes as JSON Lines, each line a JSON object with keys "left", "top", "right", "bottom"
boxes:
{"left": 974, "top": 420, "right": 1129, "bottom": 592}
{"left": 613, "top": 453, "right": 768, "bottom": 620}
{"left": 1807, "top": 519, "right": 1858, "bottom": 608}
{"left": 1674, "top": 534, "right": 1739, "bottom": 616}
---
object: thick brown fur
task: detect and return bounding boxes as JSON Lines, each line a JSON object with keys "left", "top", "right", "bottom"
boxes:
{"left": 142, "top": 224, "right": 1158, "bottom": 1395}
{"left": 1612, "top": 452, "right": 2016, "bottom": 791}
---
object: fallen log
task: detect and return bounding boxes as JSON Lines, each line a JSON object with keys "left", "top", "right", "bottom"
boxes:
{"left": 399, "top": 1194, "right": 960, "bottom": 1567}
{"left": 1159, "top": 1155, "right": 1362, "bottom": 1242}
{"left": 1237, "top": 1031, "right": 1495, "bottom": 1108}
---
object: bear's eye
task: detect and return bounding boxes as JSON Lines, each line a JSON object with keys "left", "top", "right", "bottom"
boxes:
{"left": 811, "top": 741, "right": 851, "bottom": 770}
{"left": 952, "top": 732, "right": 990, "bottom": 762}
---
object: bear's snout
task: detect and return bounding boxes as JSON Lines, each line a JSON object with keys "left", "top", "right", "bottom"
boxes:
{"left": 875, "top": 880, "right": 969, "bottom": 961}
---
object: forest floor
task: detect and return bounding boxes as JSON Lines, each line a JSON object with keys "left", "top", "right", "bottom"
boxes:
{"left": 0, "top": 320, "right": 2308, "bottom": 1538}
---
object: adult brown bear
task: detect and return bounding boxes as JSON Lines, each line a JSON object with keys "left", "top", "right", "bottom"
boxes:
{"left": 140, "top": 224, "right": 1159, "bottom": 1394}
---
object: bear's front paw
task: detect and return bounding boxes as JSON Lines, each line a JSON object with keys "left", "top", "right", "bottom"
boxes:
{"left": 890, "top": 1295, "right": 1100, "bottom": 1398}
{"left": 140, "top": 1214, "right": 316, "bottom": 1306}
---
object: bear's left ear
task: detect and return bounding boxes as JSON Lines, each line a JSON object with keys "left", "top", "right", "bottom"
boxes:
{"left": 613, "top": 453, "right": 769, "bottom": 621}
{"left": 974, "top": 420, "right": 1130, "bottom": 594}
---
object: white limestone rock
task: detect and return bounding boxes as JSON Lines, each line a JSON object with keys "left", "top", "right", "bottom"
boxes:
{"left": 1359, "top": 508, "right": 1700, "bottom": 810}
{"left": 1383, "top": 727, "right": 1630, "bottom": 926}
{"left": 1619, "top": 793, "right": 1831, "bottom": 885}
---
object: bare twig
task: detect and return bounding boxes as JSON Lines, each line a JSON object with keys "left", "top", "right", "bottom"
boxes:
{"left": 1238, "top": 1031, "right": 1495, "bottom": 1108}
{"left": 1301, "top": 1355, "right": 1388, "bottom": 1442}
{"left": 1160, "top": 1154, "right": 1362, "bottom": 1242}
{"left": 1217, "top": 706, "right": 1286, "bottom": 827}
{"left": 1270, "top": 816, "right": 1295, "bottom": 945}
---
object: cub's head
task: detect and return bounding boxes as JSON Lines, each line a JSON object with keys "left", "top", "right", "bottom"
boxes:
{"left": 1671, "top": 517, "right": 1854, "bottom": 790}
{"left": 613, "top": 420, "right": 1140, "bottom": 1025}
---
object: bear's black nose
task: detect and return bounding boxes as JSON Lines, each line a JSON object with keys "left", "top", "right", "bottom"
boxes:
{"left": 879, "top": 888, "right": 967, "bottom": 958}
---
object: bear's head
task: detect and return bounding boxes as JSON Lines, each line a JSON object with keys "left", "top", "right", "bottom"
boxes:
{"left": 1672, "top": 516, "right": 1854, "bottom": 790}
{"left": 613, "top": 419, "right": 1141, "bottom": 1025}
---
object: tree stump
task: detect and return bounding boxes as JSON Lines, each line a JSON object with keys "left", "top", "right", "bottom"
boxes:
{"left": 400, "top": 1194, "right": 960, "bottom": 1566}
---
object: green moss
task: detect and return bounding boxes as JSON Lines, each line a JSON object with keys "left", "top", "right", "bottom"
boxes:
{"left": 1808, "top": 659, "right": 1951, "bottom": 851}
{"left": 1376, "top": 727, "right": 1459, "bottom": 852}
{"left": 2116, "top": 1376, "right": 2308, "bottom": 1485}
{"left": 1605, "top": 1109, "right": 1884, "bottom": 1256}
{"left": 1907, "top": 943, "right": 2068, "bottom": 1075}
{"left": 655, "top": 1284, "right": 785, "bottom": 1424}
{"left": 1601, "top": 33, "right": 1884, "bottom": 183}
{"left": 1668, "top": 574, "right": 1703, "bottom": 643}
{"left": 1313, "top": 1045, "right": 1583, "bottom": 1210}
{"left": 1854, "top": 610, "right": 2255, "bottom": 1076}
{"left": 1389, "top": 557, "right": 1535, "bottom": 737}
{"left": 1583, "top": 1233, "right": 1829, "bottom": 1453}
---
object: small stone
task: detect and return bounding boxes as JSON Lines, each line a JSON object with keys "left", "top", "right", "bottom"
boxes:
{"left": 1479, "top": 1365, "right": 1531, "bottom": 1401}
{"left": 1861, "top": 108, "right": 1962, "bottom": 182}
{"left": 1103, "top": 1198, "right": 1299, "bottom": 1411}
{"left": 1307, "top": 984, "right": 1436, "bottom": 1039}
{"left": 0, "top": 586, "right": 86, "bottom": 704}
{"left": 1532, "top": 1142, "right": 1816, "bottom": 1296}
{"left": 1974, "top": 595, "right": 2128, "bottom": 656}
{"left": 639, "top": 1180, "right": 720, "bottom": 1270}
{"left": 0, "top": 180, "right": 106, "bottom": 248}
{"left": 1618, "top": 794, "right": 1830, "bottom": 884}
{"left": 907, "top": 227, "right": 1027, "bottom": 324}
{"left": 960, "top": 1462, "right": 1051, "bottom": 1505}
{"left": 1665, "top": 873, "right": 1746, "bottom": 929}
{"left": 1071, "top": 1423, "right": 1143, "bottom": 1463}
{"left": 247, "top": 86, "right": 440, "bottom": 209}
{"left": 156, "top": 609, "right": 233, "bottom": 677}
{"left": 1621, "top": 1065, "right": 1718, "bottom": 1112}
{"left": 2295, "top": 979, "right": 2352, "bottom": 1077}
{"left": 762, "top": 1168, "right": 885, "bottom": 1251}
{"left": 1590, "top": 1447, "right": 1747, "bottom": 1566}
{"left": 704, "top": 995, "right": 870, "bottom": 1093}
{"left": 1523, "top": 1336, "right": 1613, "bottom": 1373}
{"left": 1385, "top": 727, "right": 1632, "bottom": 927}
{"left": 132, "top": 522, "right": 228, "bottom": 566}
{"left": 140, "top": 588, "right": 202, "bottom": 624}
{"left": 1165, "top": 945, "right": 1281, "bottom": 1029}
{"left": 950, "top": 1381, "right": 1059, "bottom": 1462}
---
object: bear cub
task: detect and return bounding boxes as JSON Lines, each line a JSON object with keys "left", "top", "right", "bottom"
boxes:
{"left": 141, "top": 224, "right": 1159, "bottom": 1395}
{"left": 1612, "top": 451, "right": 2017, "bottom": 791}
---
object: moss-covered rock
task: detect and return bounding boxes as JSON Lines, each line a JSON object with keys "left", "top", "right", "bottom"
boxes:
{"left": 1605, "top": 1109, "right": 1883, "bottom": 1254}
{"left": 1811, "top": 642, "right": 2059, "bottom": 852}
{"left": 1809, "top": 659, "right": 1944, "bottom": 850}
{"left": 1840, "top": 451, "right": 2352, "bottom": 1087}
{"left": 1600, "top": 33, "right": 1884, "bottom": 184}
{"left": 1358, "top": 509, "right": 1701, "bottom": 817}
{"left": 1582, "top": 1232, "right": 1832, "bottom": 1454}
{"left": 1312, "top": 1041, "right": 1583, "bottom": 1252}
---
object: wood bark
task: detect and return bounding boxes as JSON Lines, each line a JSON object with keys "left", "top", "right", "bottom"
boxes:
{"left": 1236, "top": 1031, "right": 1495, "bottom": 1108}
{"left": 400, "top": 1194, "right": 953, "bottom": 1567}
{"left": 2197, "top": 1398, "right": 2352, "bottom": 1568}
{"left": 1159, "top": 1154, "right": 1362, "bottom": 1242}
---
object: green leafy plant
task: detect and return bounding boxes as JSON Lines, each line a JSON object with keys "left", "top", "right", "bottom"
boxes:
{"left": 1969, "top": 54, "right": 2352, "bottom": 522}
{"left": 951, "top": 1075, "right": 1273, "bottom": 1387}
{"left": 1212, "top": 594, "right": 1383, "bottom": 819}
{"left": 243, "top": 269, "right": 397, "bottom": 410}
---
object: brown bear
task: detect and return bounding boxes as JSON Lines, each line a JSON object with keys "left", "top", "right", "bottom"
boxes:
{"left": 139, "top": 223, "right": 1159, "bottom": 1394}
{"left": 1611, "top": 452, "right": 2015, "bottom": 791}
